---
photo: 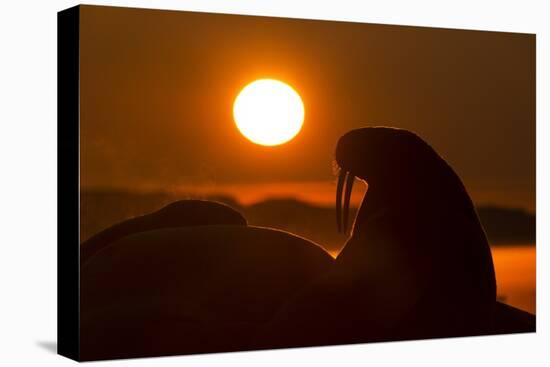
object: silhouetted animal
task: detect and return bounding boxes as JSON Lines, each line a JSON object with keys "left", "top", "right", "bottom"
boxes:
{"left": 257, "top": 127, "right": 533, "bottom": 348}
{"left": 80, "top": 200, "right": 247, "bottom": 265}
{"left": 80, "top": 128, "right": 534, "bottom": 360}
{"left": 337, "top": 127, "right": 500, "bottom": 339}
{"left": 80, "top": 222, "right": 332, "bottom": 360}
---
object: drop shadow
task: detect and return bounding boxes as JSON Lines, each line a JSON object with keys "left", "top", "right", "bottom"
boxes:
{"left": 36, "top": 340, "right": 57, "bottom": 354}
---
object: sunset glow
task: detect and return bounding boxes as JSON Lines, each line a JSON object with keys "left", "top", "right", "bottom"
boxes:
{"left": 233, "top": 79, "right": 304, "bottom": 146}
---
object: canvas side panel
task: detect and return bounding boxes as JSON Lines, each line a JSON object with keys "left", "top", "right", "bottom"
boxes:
{"left": 57, "top": 5, "right": 80, "bottom": 361}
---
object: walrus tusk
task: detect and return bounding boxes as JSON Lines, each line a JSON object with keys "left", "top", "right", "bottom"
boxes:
{"left": 336, "top": 170, "right": 356, "bottom": 234}
{"left": 343, "top": 172, "right": 355, "bottom": 234}
{"left": 336, "top": 170, "right": 346, "bottom": 232}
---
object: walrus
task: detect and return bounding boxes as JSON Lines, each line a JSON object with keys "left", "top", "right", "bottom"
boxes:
{"left": 79, "top": 202, "right": 333, "bottom": 360}
{"left": 256, "top": 127, "right": 533, "bottom": 349}
{"left": 80, "top": 199, "right": 247, "bottom": 265}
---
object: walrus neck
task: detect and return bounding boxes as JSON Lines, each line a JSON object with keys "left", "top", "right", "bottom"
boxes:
{"left": 350, "top": 184, "right": 416, "bottom": 236}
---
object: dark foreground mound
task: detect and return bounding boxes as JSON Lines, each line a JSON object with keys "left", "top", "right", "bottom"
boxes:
{"left": 80, "top": 200, "right": 247, "bottom": 266}
{"left": 80, "top": 225, "right": 333, "bottom": 361}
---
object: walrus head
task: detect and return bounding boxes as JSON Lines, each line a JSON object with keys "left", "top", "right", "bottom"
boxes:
{"left": 335, "top": 127, "right": 463, "bottom": 234}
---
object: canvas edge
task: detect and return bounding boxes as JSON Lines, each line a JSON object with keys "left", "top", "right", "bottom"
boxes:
{"left": 57, "top": 4, "right": 81, "bottom": 362}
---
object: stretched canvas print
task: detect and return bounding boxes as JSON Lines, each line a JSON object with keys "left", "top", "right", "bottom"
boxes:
{"left": 58, "top": 4, "right": 536, "bottom": 361}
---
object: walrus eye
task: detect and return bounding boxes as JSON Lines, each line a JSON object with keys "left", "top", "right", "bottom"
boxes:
{"left": 336, "top": 170, "right": 355, "bottom": 234}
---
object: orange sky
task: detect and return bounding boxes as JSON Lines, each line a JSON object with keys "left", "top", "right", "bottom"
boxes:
{"left": 79, "top": 5, "right": 535, "bottom": 212}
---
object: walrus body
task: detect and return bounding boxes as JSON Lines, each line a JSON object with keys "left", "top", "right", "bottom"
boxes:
{"left": 80, "top": 225, "right": 333, "bottom": 360}
{"left": 256, "top": 127, "right": 533, "bottom": 348}
{"left": 80, "top": 200, "right": 247, "bottom": 266}
{"left": 334, "top": 127, "right": 533, "bottom": 339}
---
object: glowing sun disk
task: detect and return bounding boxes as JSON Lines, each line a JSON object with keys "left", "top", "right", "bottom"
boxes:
{"left": 233, "top": 79, "right": 305, "bottom": 146}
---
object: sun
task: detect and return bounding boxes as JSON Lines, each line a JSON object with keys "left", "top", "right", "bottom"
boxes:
{"left": 233, "top": 79, "right": 305, "bottom": 146}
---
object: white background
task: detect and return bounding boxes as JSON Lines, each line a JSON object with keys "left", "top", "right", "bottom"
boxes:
{"left": 0, "top": 0, "right": 548, "bottom": 365}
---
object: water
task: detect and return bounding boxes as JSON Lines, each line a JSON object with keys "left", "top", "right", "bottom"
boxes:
{"left": 491, "top": 245, "right": 535, "bottom": 314}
